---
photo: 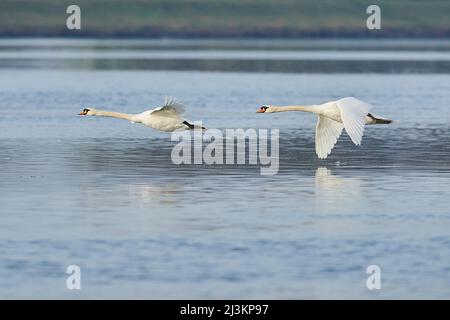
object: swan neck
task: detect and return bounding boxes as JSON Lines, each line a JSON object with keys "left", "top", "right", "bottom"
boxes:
{"left": 272, "top": 105, "right": 318, "bottom": 113}
{"left": 94, "top": 110, "right": 135, "bottom": 121}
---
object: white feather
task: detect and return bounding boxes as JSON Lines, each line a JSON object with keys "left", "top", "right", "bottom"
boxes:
{"left": 336, "top": 97, "right": 372, "bottom": 145}
{"left": 150, "top": 96, "right": 186, "bottom": 120}
{"left": 315, "top": 116, "right": 344, "bottom": 159}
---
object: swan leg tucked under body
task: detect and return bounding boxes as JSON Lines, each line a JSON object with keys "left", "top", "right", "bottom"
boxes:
{"left": 78, "top": 96, "right": 205, "bottom": 132}
{"left": 257, "top": 97, "right": 392, "bottom": 159}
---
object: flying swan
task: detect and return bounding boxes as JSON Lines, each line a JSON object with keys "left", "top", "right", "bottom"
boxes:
{"left": 257, "top": 97, "right": 392, "bottom": 159}
{"left": 79, "top": 96, "right": 205, "bottom": 132}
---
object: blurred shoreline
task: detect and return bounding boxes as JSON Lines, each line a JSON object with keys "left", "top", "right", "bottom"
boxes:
{"left": 1, "top": 0, "right": 449, "bottom": 39}
{"left": 2, "top": 30, "right": 450, "bottom": 40}
{"left": 2, "top": 38, "right": 450, "bottom": 73}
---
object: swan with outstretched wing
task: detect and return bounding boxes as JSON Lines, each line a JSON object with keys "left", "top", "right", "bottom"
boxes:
{"left": 79, "top": 96, "right": 205, "bottom": 132}
{"left": 257, "top": 97, "right": 392, "bottom": 159}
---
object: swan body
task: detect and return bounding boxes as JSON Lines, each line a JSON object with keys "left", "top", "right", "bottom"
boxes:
{"left": 257, "top": 97, "right": 392, "bottom": 159}
{"left": 79, "top": 96, "right": 204, "bottom": 132}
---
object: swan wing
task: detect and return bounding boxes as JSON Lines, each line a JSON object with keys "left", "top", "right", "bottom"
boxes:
{"left": 336, "top": 97, "right": 372, "bottom": 145}
{"left": 315, "top": 115, "right": 343, "bottom": 159}
{"left": 150, "top": 96, "right": 186, "bottom": 119}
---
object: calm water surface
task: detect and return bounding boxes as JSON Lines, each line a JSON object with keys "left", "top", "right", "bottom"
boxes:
{"left": 1, "top": 39, "right": 450, "bottom": 298}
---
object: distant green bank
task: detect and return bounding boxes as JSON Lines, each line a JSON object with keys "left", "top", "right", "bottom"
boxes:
{"left": 1, "top": 0, "right": 449, "bottom": 38}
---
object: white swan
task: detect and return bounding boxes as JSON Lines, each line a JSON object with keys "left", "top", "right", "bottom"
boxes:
{"left": 79, "top": 96, "right": 205, "bottom": 132}
{"left": 257, "top": 97, "right": 392, "bottom": 159}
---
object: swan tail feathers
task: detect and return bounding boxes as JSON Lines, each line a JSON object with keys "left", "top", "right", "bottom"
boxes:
{"left": 182, "top": 120, "right": 207, "bottom": 130}
{"left": 367, "top": 113, "right": 392, "bottom": 124}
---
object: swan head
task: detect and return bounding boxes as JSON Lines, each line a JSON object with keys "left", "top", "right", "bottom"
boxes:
{"left": 256, "top": 105, "right": 275, "bottom": 113}
{"left": 78, "top": 108, "right": 96, "bottom": 116}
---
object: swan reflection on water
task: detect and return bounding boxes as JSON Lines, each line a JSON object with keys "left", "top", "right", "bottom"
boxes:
{"left": 125, "top": 182, "right": 181, "bottom": 205}
{"left": 314, "top": 167, "right": 363, "bottom": 211}
{"left": 78, "top": 182, "right": 182, "bottom": 208}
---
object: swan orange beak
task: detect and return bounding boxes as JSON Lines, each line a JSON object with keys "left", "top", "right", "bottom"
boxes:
{"left": 78, "top": 110, "right": 88, "bottom": 115}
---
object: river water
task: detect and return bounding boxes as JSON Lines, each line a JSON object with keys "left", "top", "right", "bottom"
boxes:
{"left": 1, "top": 39, "right": 450, "bottom": 298}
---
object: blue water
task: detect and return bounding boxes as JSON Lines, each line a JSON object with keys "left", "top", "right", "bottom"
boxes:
{"left": 1, "top": 39, "right": 450, "bottom": 298}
